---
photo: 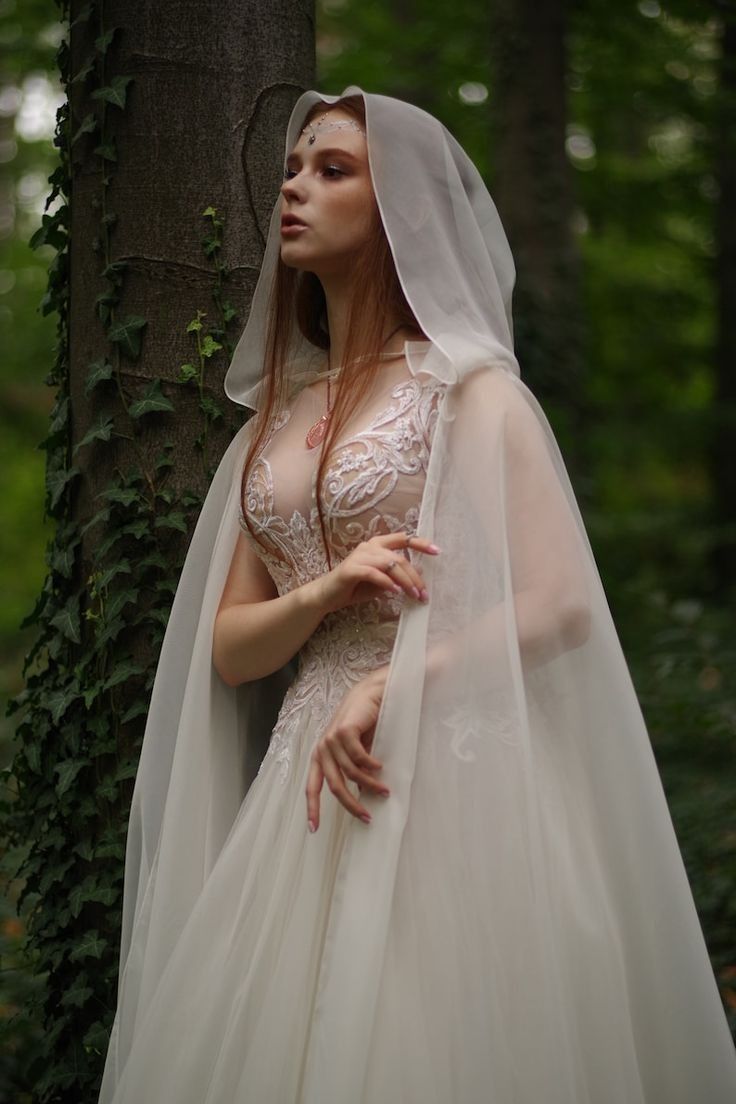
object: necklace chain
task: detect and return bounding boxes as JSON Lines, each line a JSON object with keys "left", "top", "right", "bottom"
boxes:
{"left": 304, "top": 324, "right": 407, "bottom": 450}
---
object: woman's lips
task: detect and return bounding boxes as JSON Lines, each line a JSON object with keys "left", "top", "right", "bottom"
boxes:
{"left": 280, "top": 223, "right": 309, "bottom": 235}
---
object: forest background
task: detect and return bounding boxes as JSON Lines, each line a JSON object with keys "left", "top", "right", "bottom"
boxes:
{"left": 0, "top": 0, "right": 734, "bottom": 1099}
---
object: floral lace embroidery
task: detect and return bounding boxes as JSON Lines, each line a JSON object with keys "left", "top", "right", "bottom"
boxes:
{"left": 239, "top": 376, "right": 447, "bottom": 782}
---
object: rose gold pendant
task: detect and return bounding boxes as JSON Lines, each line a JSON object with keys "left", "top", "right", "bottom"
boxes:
{"left": 306, "top": 413, "right": 329, "bottom": 449}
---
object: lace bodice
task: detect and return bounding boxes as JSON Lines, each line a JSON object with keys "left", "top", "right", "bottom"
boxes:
{"left": 239, "top": 362, "right": 447, "bottom": 781}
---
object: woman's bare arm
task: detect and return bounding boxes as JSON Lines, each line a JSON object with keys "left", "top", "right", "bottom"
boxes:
{"left": 212, "top": 532, "right": 328, "bottom": 687}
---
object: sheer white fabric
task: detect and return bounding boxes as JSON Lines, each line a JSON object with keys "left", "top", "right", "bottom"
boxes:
{"left": 97, "top": 87, "right": 736, "bottom": 1103}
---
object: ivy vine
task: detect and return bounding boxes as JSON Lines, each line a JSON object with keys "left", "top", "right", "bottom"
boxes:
{"left": 0, "top": 3, "right": 241, "bottom": 1100}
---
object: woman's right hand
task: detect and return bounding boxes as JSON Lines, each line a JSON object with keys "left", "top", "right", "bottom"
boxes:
{"left": 312, "top": 531, "right": 441, "bottom": 615}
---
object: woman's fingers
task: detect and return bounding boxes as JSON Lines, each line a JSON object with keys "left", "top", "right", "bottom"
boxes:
{"left": 305, "top": 755, "right": 324, "bottom": 832}
{"left": 330, "top": 741, "right": 390, "bottom": 797}
{"left": 320, "top": 748, "right": 373, "bottom": 822}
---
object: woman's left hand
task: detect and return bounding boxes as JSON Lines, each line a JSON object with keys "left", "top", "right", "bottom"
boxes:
{"left": 306, "top": 670, "right": 390, "bottom": 832}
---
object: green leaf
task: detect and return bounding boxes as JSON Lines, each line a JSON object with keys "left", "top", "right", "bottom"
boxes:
{"left": 91, "top": 75, "right": 133, "bottom": 109}
{"left": 72, "top": 112, "right": 97, "bottom": 145}
{"left": 103, "top": 660, "right": 144, "bottom": 691}
{"left": 201, "top": 335, "right": 223, "bottom": 358}
{"left": 44, "top": 684, "right": 78, "bottom": 724}
{"left": 70, "top": 930, "right": 107, "bottom": 962}
{"left": 93, "top": 140, "right": 118, "bottom": 162}
{"left": 82, "top": 679, "right": 105, "bottom": 709}
{"left": 95, "top": 616, "right": 125, "bottom": 649}
{"left": 107, "top": 314, "right": 147, "bottom": 359}
{"left": 99, "top": 486, "right": 141, "bottom": 506}
{"left": 154, "top": 511, "right": 187, "bottom": 534}
{"left": 51, "top": 539, "right": 79, "bottom": 579}
{"left": 94, "top": 26, "right": 120, "bottom": 54}
{"left": 129, "top": 378, "right": 175, "bottom": 418}
{"left": 54, "top": 759, "right": 86, "bottom": 797}
{"left": 200, "top": 395, "right": 223, "bottom": 420}
{"left": 121, "top": 698, "right": 149, "bottom": 724}
{"left": 105, "top": 587, "right": 139, "bottom": 621}
{"left": 47, "top": 465, "right": 81, "bottom": 511}
{"left": 73, "top": 414, "right": 114, "bottom": 454}
{"left": 61, "top": 979, "right": 94, "bottom": 1008}
{"left": 50, "top": 596, "right": 81, "bottom": 644}
{"left": 177, "top": 362, "right": 199, "bottom": 382}
{"left": 84, "top": 358, "right": 114, "bottom": 395}
{"left": 69, "top": 875, "right": 119, "bottom": 918}
{"left": 96, "top": 559, "right": 132, "bottom": 590}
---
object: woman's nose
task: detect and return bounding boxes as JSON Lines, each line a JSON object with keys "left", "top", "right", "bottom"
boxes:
{"left": 281, "top": 175, "right": 302, "bottom": 200}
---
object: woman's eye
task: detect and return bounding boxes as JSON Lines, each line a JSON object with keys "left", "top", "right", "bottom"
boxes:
{"left": 282, "top": 165, "right": 344, "bottom": 181}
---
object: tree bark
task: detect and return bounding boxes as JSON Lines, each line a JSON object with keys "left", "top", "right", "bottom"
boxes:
{"left": 489, "top": 0, "right": 585, "bottom": 473}
{"left": 709, "top": 2, "right": 736, "bottom": 594}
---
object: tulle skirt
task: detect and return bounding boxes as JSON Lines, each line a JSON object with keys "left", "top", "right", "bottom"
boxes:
{"left": 102, "top": 680, "right": 736, "bottom": 1104}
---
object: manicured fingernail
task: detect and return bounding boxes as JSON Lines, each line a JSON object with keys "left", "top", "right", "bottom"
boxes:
{"left": 411, "top": 586, "right": 420, "bottom": 599}
{"left": 380, "top": 789, "right": 390, "bottom": 798}
{"left": 359, "top": 813, "right": 372, "bottom": 824}
{"left": 428, "top": 544, "right": 441, "bottom": 553}
{"left": 393, "top": 584, "right": 402, "bottom": 593}
{"left": 420, "top": 588, "right": 428, "bottom": 602}
{"left": 308, "top": 820, "right": 316, "bottom": 833}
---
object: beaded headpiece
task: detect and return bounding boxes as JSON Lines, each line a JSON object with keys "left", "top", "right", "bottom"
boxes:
{"left": 300, "top": 110, "right": 366, "bottom": 145}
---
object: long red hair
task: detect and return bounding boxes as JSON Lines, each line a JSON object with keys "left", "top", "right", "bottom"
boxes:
{"left": 239, "top": 94, "right": 424, "bottom": 570}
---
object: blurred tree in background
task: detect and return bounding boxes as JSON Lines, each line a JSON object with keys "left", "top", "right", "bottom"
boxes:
{"left": 0, "top": 0, "right": 734, "bottom": 1095}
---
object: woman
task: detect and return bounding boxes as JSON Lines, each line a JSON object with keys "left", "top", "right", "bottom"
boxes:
{"left": 98, "top": 87, "right": 736, "bottom": 1103}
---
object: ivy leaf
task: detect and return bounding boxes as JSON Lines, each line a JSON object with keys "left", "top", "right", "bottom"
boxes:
{"left": 84, "top": 357, "right": 114, "bottom": 395}
{"left": 73, "top": 414, "right": 114, "bottom": 454}
{"left": 82, "top": 679, "right": 105, "bottom": 709}
{"left": 129, "top": 379, "right": 175, "bottom": 418}
{"left": 71, "top": 112, "right": 97, "bottom": 145}
{"left": 46, "top": 465, "right": 81, "bottom": 511}
{"left": 96, "top": 559, "right": 132, "bottom": 590}
{"left": 93, "top": 140, "right": 118, "bottom": 162}
{"left": 121, "top": 699, "right": 149, "bottom": 725}
{"left": 61, "top": 979, "right": 94, "bottom": 1009}
{"left": 43, "top": 683, "right": 79, "bottom": 724}
{"left": 50, "top": 538, "right": 79, "bottom": 579}
{"left": 83, "top": 1021, "right": 111, "bottom": 1055}
{"left": 69, "top": 875, "right": 119, "bottom": 918}
{"left": 95, "top": 616, "right": 126, "bottom": 649}
{"left": 70, "top": 930, "right": 107, "bottom": 962}
{"left": 91, "top": 75, "right": 133, "bottom": 109}
{"left": 50, "top": 596, "right": 81, "bottom": 644}
{"left": 177, "top": 362, "right": 198, "bottom": 382}
{"left": 99, "top": 486, "right": 141, "bottom": 506}
{"left": 154, "top": 511, "right": 187, "bottom": 534}
{"left": 54, "top": 759, "right": 86, "bottom": 797}
{"left": 200, "top": 335, "right": 223, "bottom": 358}
{"left": 107, "top": 314, "right": 147, "bottom": 359}
{"left": 200, "top": 395, "right": 223, "bottom": 421}
{"left": 103, "top": 660, "right": 144, "bottom": 691}
{"left": 94, "top": 26, "right": 120, "bottom": 54}
{"left": 105, "top": 587, "right": 139, "bottom": 622}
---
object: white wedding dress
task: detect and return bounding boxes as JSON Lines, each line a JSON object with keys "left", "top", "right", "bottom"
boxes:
{"left": 100, "top": 352, "right": 736, "bottom": 1103}
{"left": 104, "top": 360, "right": 454, "bottom": 1102}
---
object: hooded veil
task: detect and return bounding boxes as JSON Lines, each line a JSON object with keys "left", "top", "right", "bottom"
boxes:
{"left": 99, "top": 87, "right": 736, "bottom": 1103}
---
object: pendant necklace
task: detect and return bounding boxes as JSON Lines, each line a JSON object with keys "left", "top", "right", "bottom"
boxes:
{"left": 305, "top": 324, "right": 407, "bottom": 450}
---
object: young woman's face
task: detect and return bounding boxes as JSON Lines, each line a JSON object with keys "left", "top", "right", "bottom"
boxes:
{"left": 279, "top": 109, "right": 375, "bottom": 279}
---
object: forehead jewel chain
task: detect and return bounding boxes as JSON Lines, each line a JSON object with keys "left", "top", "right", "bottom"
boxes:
{"left": 300, "top": 111, "right": 366, "bottom": 145}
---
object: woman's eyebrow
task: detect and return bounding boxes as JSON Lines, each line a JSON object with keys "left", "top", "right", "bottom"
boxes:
{"left": 286, "top": 147, "right": 362, "bottom": 165}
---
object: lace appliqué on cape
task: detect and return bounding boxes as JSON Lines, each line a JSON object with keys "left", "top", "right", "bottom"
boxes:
{"left": 239, "top": 377, "right": 447, "bottom": 783}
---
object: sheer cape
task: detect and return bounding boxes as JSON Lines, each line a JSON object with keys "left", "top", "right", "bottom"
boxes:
{"left": 98, "top": 87, "right": 736, "bottom": 1102}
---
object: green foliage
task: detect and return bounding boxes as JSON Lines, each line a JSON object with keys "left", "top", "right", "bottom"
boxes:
{"left": 0, "top": 3, "right": 240, "bottom": 1099}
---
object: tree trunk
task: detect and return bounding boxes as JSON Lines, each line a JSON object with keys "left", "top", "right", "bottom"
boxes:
{"left": 489, "top": 0, "right": 585, "bottom": 474}
{"left": 709, "top": 3, "right": 736, "bottom": 595}
{"left": 13, "top": 3, "right": 314, "bottom": 1099}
